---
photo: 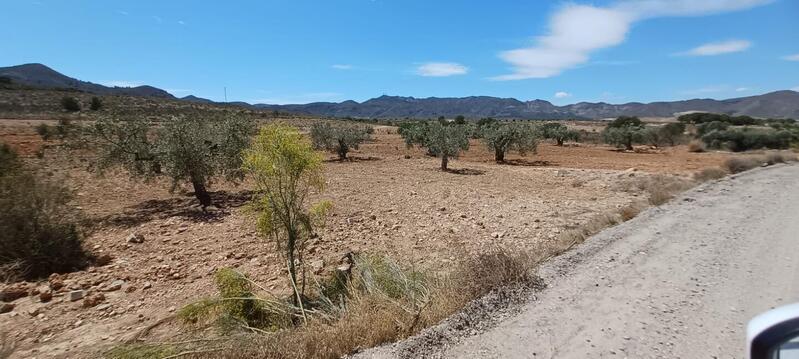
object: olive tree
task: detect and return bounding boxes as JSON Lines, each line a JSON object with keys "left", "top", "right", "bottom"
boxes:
{"left": 243, "top": 124, "right": 331, "bottom": 307}
{"left": 403, "top": 122, "right": 469, "bottom": 170}
{"left": 481, "top": 122, "right": 539, "bottom": 162}
{"left": 540, "top": 123, "right": 580, "bottom": 146}
{"left": 82, "top": 115, "right": 254, "bottom": 209}
{"left": 309, "top": 122, "right": 370, "bottom": 160}
{"left": 602, "top": 116, "right": 648, "bottom": 151}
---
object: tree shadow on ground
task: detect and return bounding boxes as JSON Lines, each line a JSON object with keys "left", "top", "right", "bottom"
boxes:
{"left": 445, "top": 167, "right": 486, "bottom": 176}
{"left": 95, "top": 189, "right": 254, "bottom": 229}
{"left": 501, "top": 159, "right": 557, "bottom": 167}
{"left": 323, "top": 156, "right": 382, "bottom": 163}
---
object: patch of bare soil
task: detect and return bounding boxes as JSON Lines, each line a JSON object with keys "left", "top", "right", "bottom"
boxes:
{"left": 0, "top": 121, "right": 726, "bottom": 358}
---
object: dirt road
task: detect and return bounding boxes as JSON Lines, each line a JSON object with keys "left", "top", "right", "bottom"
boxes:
{"left": 365, "top": 164, "right": 799, "bottom": 358}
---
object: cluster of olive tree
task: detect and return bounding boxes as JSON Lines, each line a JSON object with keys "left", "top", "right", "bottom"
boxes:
{"left": 401, "top": 121, "right": 470, "bottom": 170}
{"left": 539, "top": 123, "right": 581, "bottom": 146}
{"left": 77, "top": 114, "right": 255, "bottom": 209}
{"left": 601, "top": 116, "right": 649, "bottom": 151}
{"left": 309, "top": 122, "right": 371, "bottom": 160}
{"left": 480, "top": 122, "right": 540, "bottom": 162}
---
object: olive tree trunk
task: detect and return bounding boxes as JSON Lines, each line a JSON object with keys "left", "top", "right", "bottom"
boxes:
{"left": 495, "top": 148, "right": 505, "bottom": 163}
{"left": 191, "top": 179, "right": 212, "bottom": 210}
{"left": 441, "top": 155, "right": 449, "bottom": 171}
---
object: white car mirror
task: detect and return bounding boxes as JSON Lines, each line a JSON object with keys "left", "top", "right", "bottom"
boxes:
{"left": 748, "top": 303, "right": 799, "bottom": 359}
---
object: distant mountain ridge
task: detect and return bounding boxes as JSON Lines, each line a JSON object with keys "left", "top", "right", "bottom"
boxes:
{"left": 0, "top": 63, "right": 174, "bottom": 99}
{"left": 257, "top": 91, "right": 799, "bottom": 119}
{"left": 2, "top": 63, "right": 797, "bottom": 119}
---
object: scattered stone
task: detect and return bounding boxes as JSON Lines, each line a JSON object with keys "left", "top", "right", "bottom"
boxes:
{"left": 142, "top": 282, "right": 152, "bottom": 290}
{"left": 0, "top": 303, "right": 14, "bottom": 314}
{"left": 28, "top": 307, "right": 41, "bottom": 316}
{"left": 95, "top": 254, "right": 114, "bottom": 266}
{"left": 310, "top": 260, "right": 325, "bottom": 274}
{"left": 491, "top": 232, "right": 504, "bottom": 239}
{"left": 83, "top": 293, "right": 105, "bottom": 308}
{"left": 124, "top": 286, "right": 137, "bottom": 294}
{"left": 105, "top": 280, "right": 124, "bottom": 292}
{"left": 0, "top": 285, "right": 28, "bottom": 302}
{"left": 126, "top": 233, "right": 145, "bottom": 244}
{"left": 68, "top": 290, "right": 85, "bottom": 302}
{"left": 39, "top": 291, "right": 53, "bottom": 303}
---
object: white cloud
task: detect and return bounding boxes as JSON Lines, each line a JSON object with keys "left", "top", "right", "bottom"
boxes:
{"left": 677, "top": 40, "right": 751, "bottom": 56}
{"left": 152, "top": 16, "right": 163, "bottom": 23}
{"left": 735, "top": 87, "right": 750, "bottom": 92}
{"left": 554, "top": 91, "right": 572, "bottom": 98}
{"left": 166, "top": 88, "right": 191, "bottom": 94}
{"left": 178, "top": 20, "right": 186, "bottom": 25}
{"left": 116, "top": 10, "right": 129, "bottom": 15}
{"left": 792, "top": 86, "right": 799, "bottom": 92}
{"left": 416, "top": 62, "right": 468, "bottom": 77}
{"left": 782, "top": 54, "right": 799, "bottom": 61}
{"left": 103, "top": 80, "right": 143, "bottom": 88}
{"left": 493, "top": 0, "right": 771, "bottom": 80}
{"left": 332, "top": 64, "right": 353, "bottom": 70}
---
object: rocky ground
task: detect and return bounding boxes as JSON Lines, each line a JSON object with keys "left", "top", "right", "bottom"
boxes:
{"left": 0, "top": 120, "right": 730, "bottom": 358}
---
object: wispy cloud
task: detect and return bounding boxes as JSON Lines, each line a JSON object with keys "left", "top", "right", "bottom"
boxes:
{"left": 554, "top": 91, "right": 571, "bottom": 99}
{"left": 252, "top": 92, "right": 343, "bottom": 105}
{"left": 177, "top": 20, "right": 186, "bottom": 25}
{"left": 116, "top": 10, "right": 129, "bottom": 16}
{"left": 782, "top": 54, "right": 799, "bottom": 61}
{"left": 735, "top": 87, "right": 750, "bottom": 92}
{"left": 416, "top": 62, "right": 468, "bottom": 77}
{"left": 103, "top": 80, "right": 143, "bottom": 88}
{"left": 332, "top": 64, "right": 354, "bottom": 70}
{"left": 152, "top": 16, "right": 163, "bottom": 23}
{"left": 493, "top": 0, "right": 771, "bottom": 80}
{"left": 166, "top": 88, "right": 192, "bottom": 95}
{"left": 679, "top": 84, "right": 755, "bottom": 96}
{"left": 676, "top": 40, "right": 751, "bottom": 56}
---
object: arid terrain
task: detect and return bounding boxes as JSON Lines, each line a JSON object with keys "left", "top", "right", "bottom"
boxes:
{"left": 0, "top": 117, "right": 738, "bottom": 358}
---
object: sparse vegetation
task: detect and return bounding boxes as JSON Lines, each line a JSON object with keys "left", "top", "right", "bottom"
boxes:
{"left": 701, "top": 128, "right": 792, "bottom": 152}
{"left": 78, "top": 115, "right": 255, "bottom": 209}
{"left": 60, "top": 96, "right": 81, "bottom": 112}
{"left": 243, "top": 124, "right": 331, "bottom": 308}
{"left": 723, "top": 156, "right": 763, "bottom": 173}
{"left": 687, "top": 139, "right": 706, "bottom": 153}
{"left": 480, "top": 122, "right": 539, "bottom": 162}
{"left": 310, "top": 122, "right": 370, "bottom": 160}
{"left": 0, "top": 143, "right": 88, "bottom": 281}
{"left": 694, "top": 167, "right": 729, "bottom": 182}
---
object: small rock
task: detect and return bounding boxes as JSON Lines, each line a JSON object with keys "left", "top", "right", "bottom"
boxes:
{"left": 168, "top": 306, "right": 176, "bottom": 312}
{"left": 28, "top": 307, "right": 41, "bottom": 316}
{"left": 105, "top": 280, "right": 124, "bottom": 292}
{"left": 95, "top": 254, "right": 114, "bottom": 266}
{"left": 491, "top": 232, "right": 504, "bottom": 239}
{"left": 39, "top": 291, "right": 53, "bottom": 303}
{"left": 68, "top": 290, "right": 86, "bottom": 302}
{"left": 126, "top": 233, "right": 145, "bottom": 244}
{"left": 310, "top": 260, "right": 325, "bottom": 274}
{"left": 0, "top": 285, "right": 28, "bottom": 302}
{"left": 0, "top": 303, "right": 14, "bottom": 314}
{"left": 142, "top": 282, "right": 152, "bottom": 290}
{"left": 83, "top": 293, "right": 106, "bottom": 308}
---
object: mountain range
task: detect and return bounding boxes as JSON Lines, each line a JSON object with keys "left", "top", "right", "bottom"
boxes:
{"left": 2, "top": 63, "right": 798, "bottom": 119}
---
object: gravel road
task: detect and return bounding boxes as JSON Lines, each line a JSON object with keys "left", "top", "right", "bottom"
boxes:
{"left": 364, "top": 164, "right": 799, "bottom": 359}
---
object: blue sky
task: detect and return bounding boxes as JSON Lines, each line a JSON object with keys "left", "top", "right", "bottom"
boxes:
{"left": 3, "top": 0, "right": 798, "bottom": 105}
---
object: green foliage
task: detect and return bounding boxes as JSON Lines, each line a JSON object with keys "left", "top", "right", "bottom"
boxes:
{"left": 454, "top": 115, "right": 466, "bottom": 125}
{"left": 696, "top": 121, "right": 730, "bottom": 136}
{"left": 540, "top": 122, "right": 580, "bottom": 146}
{"left": 0, "top": 145, "right": 87, "bottom": 280}
{"left": 602, "top": 117, "right": 648, "bottom": 150}
{"left": 701, "top": 128, "right": 792, "bottom": 152}
{"left": 657, "top": 122, "right": 686, "bottom": 146}
{"left": 678, "top": 112, "right": 760, "bottom": 126}
{"left": 353, "top": 254, "right": 428, "bottom": 301}
{"left": 419, "top": 122, "right": 470, "bottom": 170}
{"left": 477, "top": 117, "right": 497, "bottom": 128}
{"left": 35, "top": 123, "right": 52, "bottom": 141}
{"left": 310, "top": 122, "right": 370, "bottom": 160}
{"left": 481, "top": 122, "right": 539, "bottom": 162}
{"left": 81, "top": 115, "right": 255, "bottom": 208}
{"left": 89, "top": 96, "right": 103, "bottom": 111}
{"left": 243, "top": 125, "right": 329, "bottom": 305}
{"left": 60, "top": 96, "right": 81, "bottom": 112}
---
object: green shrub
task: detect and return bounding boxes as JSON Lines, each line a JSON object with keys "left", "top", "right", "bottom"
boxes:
{"left": 678, "top": 113, "right": 760, "bottom": 126}
{"left": 310, "top": 122, "right": 370, "bottom": 160}
{"left": 701, "top": 129, "right": 792, "bottom": 152}
{"left": 696, "top": 121, "right": 730, "bottom": 136}
{"left": 89, "top": 97, "right": 103, "bottom": 111}
{"left": 60, "top": 96, "right": 81, "bottom": 112}
{"left": 35, "top": 123, "right": 53, "bottom": 141}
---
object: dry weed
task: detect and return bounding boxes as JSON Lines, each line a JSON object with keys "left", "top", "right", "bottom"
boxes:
{"left": 687, "top": 140, "right": 705, "bottom": 153}
{"left": 723, "top": 156, "right": 764, "bottom": 174}
{"left": 693, "top": 167, "right": 729, "bottom": 182}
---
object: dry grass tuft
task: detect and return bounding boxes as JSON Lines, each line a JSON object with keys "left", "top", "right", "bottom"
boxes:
{"left": 693, "top": 167, "right": 729, "bottom": 182}
{"left": 616, "top": 174, "right": 696, "bottom": 206}
{"left": 114, "top": 249, "right": 538, "bottom": 359}
{"left": 723, "top": 156, "right": 764, "bottom": 174}
{"left": 687, "top": 140, "right": 705, "bottom": 153}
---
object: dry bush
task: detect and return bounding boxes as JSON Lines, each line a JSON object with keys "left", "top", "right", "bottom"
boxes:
{"left": 115, "top": 250, "right": 537, "bottom": 359}
{"left": 723, "top": 156, "right": 764, "bottom": 174}
{"left": 687, "top": 140, "right": 705, "bottom": 153}
{"left": 764, "top": 152, "right": 797, "bottom": 165}
{"left": 693, "top": 167, "right": 729, "bottom": 182}
{"left": 616, "top": 174, "right": 696, "bottom": 206}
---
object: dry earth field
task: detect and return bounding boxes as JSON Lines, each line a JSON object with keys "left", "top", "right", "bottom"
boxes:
{"left": 0, "top": 119, "right": 731, "bottom": 358}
